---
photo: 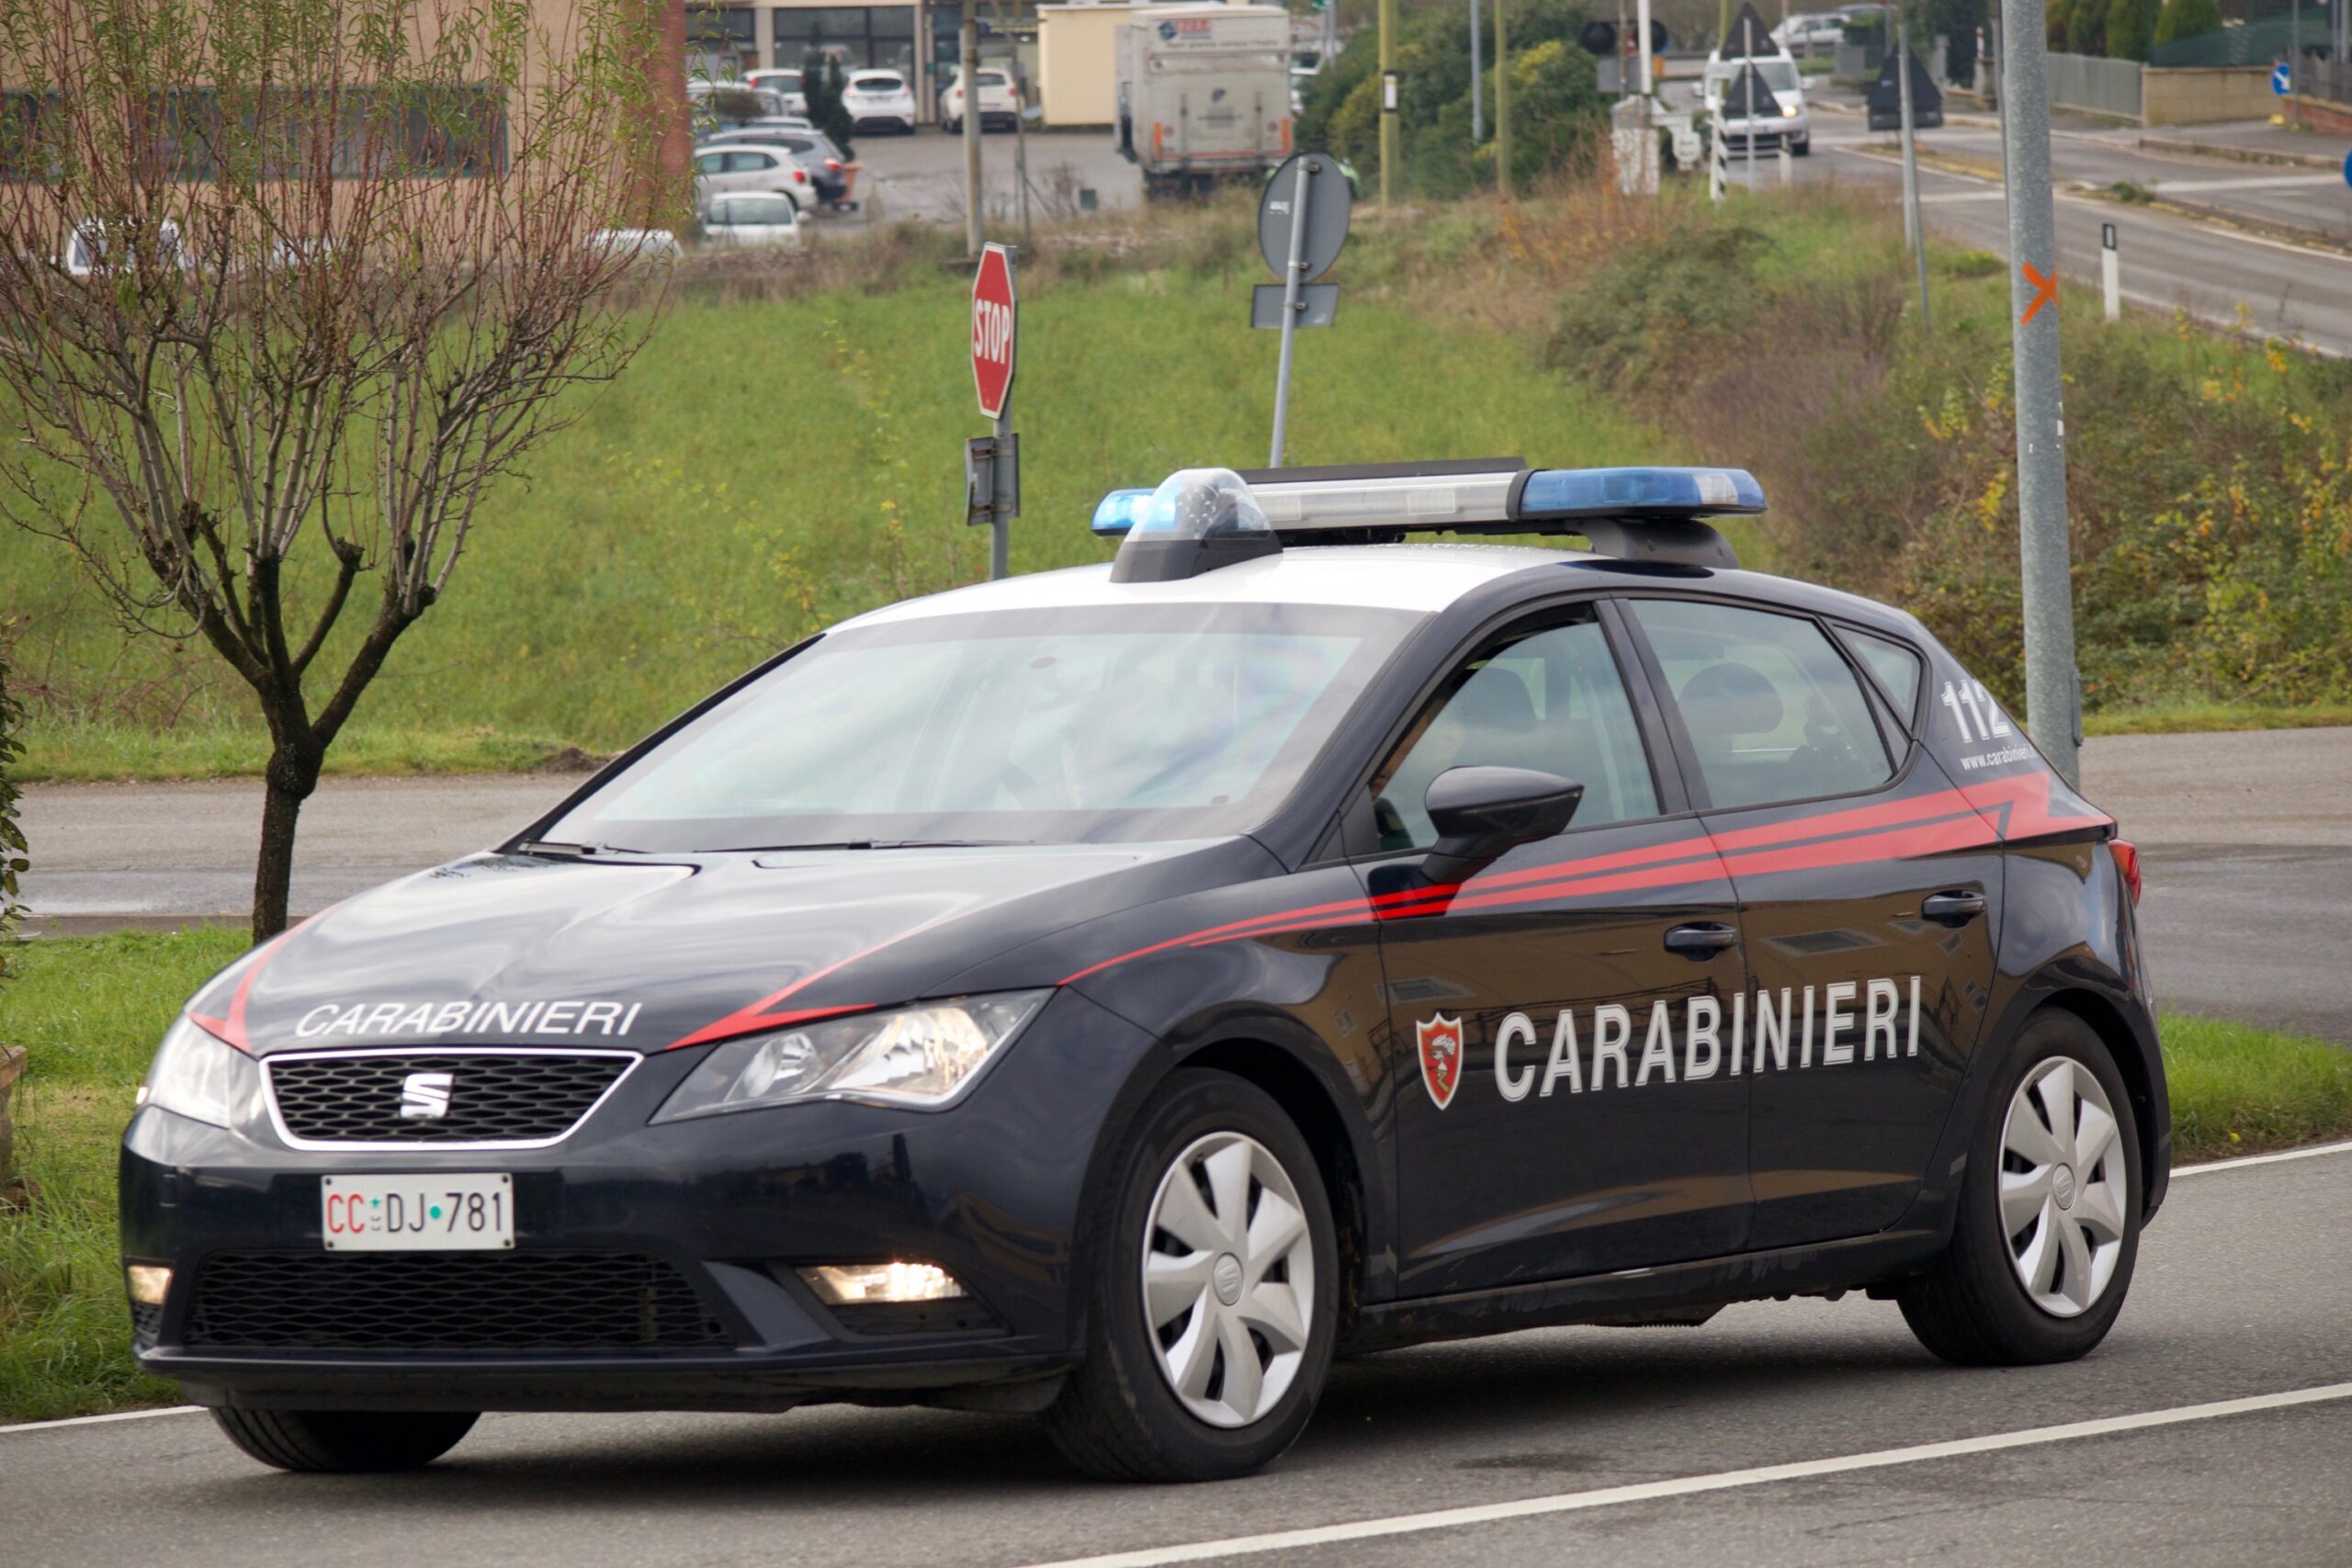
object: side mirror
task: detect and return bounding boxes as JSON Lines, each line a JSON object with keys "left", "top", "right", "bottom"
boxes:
{"left": 1421, "top": 766, "right": 1583, "bottom": 886}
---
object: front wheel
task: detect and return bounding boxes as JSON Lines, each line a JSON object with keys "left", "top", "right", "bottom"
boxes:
{"left": 212, "top": 1408, "right": 479, "bottom": 1472}
{"left": 1045, "top": 1070, "right": 1338, "bottom": 1482}
{"left": 1896, "top": 1010, "right": 2143, "bottom": 1365}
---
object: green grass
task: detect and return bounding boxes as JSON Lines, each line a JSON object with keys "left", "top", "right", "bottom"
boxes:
{"left": 5, "top": 263, "right": 1658, "bottom": 778}
{"left": 0, "top": 927, "right": 244, "bottom": 1423}
{"left": 2084, "top": 701, "right": 2352, "bottom": 739}
{"left": 2, "top": 924, "right": 2347, "bottom": 1422}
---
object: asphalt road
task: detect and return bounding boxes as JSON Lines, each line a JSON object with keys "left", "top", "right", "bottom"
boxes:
{"left": 8, "top": 1142, "right": 2350, "bottom": 1567}
{"left": 817, "top": 125, "right": 1143, "bottom": 230}
{"left": 1683, "top": 89, "right": 2352, "bottom": 355}
{"left": 20, "top": 727, "right": 2351, "bottom": 1043}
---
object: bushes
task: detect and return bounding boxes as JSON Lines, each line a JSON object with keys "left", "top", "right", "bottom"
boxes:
{"left": 2105, "top": 0, "right": 2159, "bottom": 61}
{"left": 1300, "top": 0, "right": 1605, "bottom": 197}
{"left": 2153, "top": 0, "right": 2223, "bottom": 47}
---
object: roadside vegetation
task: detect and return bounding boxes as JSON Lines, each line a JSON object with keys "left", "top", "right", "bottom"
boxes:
{"left": 7, "top": 172, "right": 2351, "bottom": 780}
{"left": 0, "top": 924, "right": 2341, "bottom": 1424}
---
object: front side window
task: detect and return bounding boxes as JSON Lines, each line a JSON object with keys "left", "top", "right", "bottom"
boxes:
{"left": 551, "top": 604, "right": 1417, "bottom": 852}
{"left": 1630, "top": 599, "right": 1893, "bottom": 811}
{"left": 1370, "top": 613, "right": 1658, "bottom": 852}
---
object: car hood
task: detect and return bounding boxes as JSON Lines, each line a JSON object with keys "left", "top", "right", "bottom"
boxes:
{"left": 188, "top": 839, "right": 1277, "bottom": 1057}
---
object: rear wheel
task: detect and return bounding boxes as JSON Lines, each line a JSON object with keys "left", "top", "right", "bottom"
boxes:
{"left": 212, "top": 1407, "right": 479, "bottom": 1472}
{"left": 1046, "top": 1070, "right": 1338, "bottom": 1482}
{"left": 1896, "top": 1010, "right": 2142, "bottom": 1365}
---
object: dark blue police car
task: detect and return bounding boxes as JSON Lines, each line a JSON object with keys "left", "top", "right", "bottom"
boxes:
{"left": 122, "top": 461, "right": 2164, "bottom": 1480}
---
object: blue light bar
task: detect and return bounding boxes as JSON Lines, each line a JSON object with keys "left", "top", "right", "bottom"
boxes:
{"left": 1091, "top": 489, "right": 1154, "bottom": 536}
{"left": 1516, "top": 467, "right": 1765, "bottom": 520}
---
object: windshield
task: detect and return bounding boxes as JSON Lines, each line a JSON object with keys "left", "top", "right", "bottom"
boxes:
{"left": 549, "top": 604, "right": 1414, "bottom": 852}
{"left": 714, "top": 197, "right": 796, "bottom": 225}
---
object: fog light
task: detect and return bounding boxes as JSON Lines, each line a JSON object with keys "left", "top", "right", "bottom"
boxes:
{"left": 126, "top": 1264, "right": 173, "bottom": 1306}
{"left": 798, "top": 1262, "right": 967, "bottom": 1305}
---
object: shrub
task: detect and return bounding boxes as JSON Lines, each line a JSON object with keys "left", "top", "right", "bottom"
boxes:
{"left": 2106, "top": 0, "right": 2159, "bottom": 60}
{"left": 806, "top": 55, "right": 855, "bottom": 157}
{"left": 2153, "top": 0, "right": 2223, "bottom": 46}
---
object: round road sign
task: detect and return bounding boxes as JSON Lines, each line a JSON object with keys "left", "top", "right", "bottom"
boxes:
{"left": 1256, "top": 154, "right": 1354, "bottom": 285}
{"left": 971, "top": 243, "right": 1016, "bottom": 422}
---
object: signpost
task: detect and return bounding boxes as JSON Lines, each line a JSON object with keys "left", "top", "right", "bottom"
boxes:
{"left": 966, "top": 243, "right": 1018, "bottom": 580}
{"left": 1254, "top": 153, "right": 1353, "bottom": 466}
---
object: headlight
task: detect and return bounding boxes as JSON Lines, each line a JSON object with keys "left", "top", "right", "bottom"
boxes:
{"left": 652, "top": 991, "right": 1050, "bottom": 1122}
{"left": 1781, "top": 103, "right": 1799, "bottom": 118}
{"left": 136, "top": 1015, "right": 263, "bottom": 1129}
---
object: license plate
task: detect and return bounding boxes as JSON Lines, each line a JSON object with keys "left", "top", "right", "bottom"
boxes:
{"left": 321, "top": 1174, "right": 514, "bottom": 1251}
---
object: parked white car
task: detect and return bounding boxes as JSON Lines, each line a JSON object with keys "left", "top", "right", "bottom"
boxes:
{"left": 940, "top": 67, "right": 1020, "bottom": 133}
{"left": 1772, "top": 12, "right": 1846, "bottom": 52}
{"left": 699, "top": 193, "right": 802, "bottom": 249}
{"left": 745, "top": 68, "right": 808, "bottom": 115}
{"left": 60, "top": 217, "right": 185, "bottom": 279}
{"left": 584, "top": 229, "right": 684, "bottom": 266}
{"left": 692, "top": 143, "right": 816, "bottom": 215}
{"left": 843, "top": 69, "right": 918, "bottom": 133}
{"left": 1702, "top": 50, "right": 1811, "bottom": 155}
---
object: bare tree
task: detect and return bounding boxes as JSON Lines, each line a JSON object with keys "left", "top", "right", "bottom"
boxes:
{"left": 0, "top": 0, "right": 686, "bottom": 940}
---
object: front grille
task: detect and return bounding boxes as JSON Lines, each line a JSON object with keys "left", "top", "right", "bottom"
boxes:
{"left": 266, "top": 1051, "right": 632, "bottom": 1145}
{"left": 187, "top": 1251, "right": 732, "bottom": 1352}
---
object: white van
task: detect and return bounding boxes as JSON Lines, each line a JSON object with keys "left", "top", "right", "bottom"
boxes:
{"left": 1702, "top": 50, "right": 1811, "bottom": 155}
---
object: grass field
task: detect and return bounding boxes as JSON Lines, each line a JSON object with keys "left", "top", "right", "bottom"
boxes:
{"left": 2, "top": 925, "right": 2346, "bottom": 1423}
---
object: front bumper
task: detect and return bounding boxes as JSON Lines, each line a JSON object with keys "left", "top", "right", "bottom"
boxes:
{"left": 120, "top": 988, "right": 1154, "bottom": 1413}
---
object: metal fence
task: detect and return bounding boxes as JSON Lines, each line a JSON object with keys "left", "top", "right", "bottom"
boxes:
{"left": 2303, "top": 58, "right": 2352, "bottom": 107}
{"left": 2044, "top": 51, "right": 2143, "bottom": 119}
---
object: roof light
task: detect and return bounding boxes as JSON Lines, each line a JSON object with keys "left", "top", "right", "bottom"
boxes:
{"left": 1106, "top": 468, "right": 1281, "bottom": 584}
{"left": 1515, "top": 467, "right": 1765, "bottom": 520}
{"left": 1091, "top": 488, "right": 1155, "bottom": 536}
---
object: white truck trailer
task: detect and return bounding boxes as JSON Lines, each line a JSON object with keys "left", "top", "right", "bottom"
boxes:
{"left": 1114, "top": 4, "right": 1294, "bottom": 198}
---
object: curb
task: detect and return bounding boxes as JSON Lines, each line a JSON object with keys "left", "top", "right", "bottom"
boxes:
{"left": 2136, "top": 133, "right": 2344, "bottom": 171}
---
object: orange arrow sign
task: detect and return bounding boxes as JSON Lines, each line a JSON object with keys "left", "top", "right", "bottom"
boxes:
{"left": 2020, "top": 261, "right": 2058, "bottom": 324}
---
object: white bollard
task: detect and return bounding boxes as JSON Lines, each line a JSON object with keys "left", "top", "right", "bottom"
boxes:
{"left": 1778, "top": 142, "right": 1792, "bottom": 186}
{"left": 2101, "top": 221, "right": 2120, "bottom": 322}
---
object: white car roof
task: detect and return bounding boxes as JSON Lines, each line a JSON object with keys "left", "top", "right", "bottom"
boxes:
{"left": 841, "top": 544, "right": 1594, "bottom": 628}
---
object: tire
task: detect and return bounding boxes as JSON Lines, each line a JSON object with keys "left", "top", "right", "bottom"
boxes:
{"left": 1792, "top": 136, "right": 1812, "bottom": 156}
{"left": 1045, "top": 1069, "right": 1339, "bottom": 1483}
{"left": 1896, "top": 1009, "right": 2143, "bottom": 1366}
{"left": 211, "top": 1408, "right": 479, "bottom": 1472}
{"left": 944, "top": 117, "right": 961, "bottom": 135}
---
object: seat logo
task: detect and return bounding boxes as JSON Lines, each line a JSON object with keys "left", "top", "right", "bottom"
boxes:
{"left": 399, "top": 1071, "right": 455, "bottom": 1120}
{"left": 1416, "top": 1014, "right": 1464, "bottom": 1110}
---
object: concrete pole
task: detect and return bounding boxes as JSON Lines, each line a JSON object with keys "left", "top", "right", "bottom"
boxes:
{"left": 1470, "top": 0, "right": 1484, "bottom": 145}
{"left": 1898, "top": 14, "right": 1931, "bottom": 331}
{"left": 1496, "top": 0, "right": 1511, "bottom": 197}
{"left": 960, "top": 8, "right": 982, "bottom": 256}
{"left": 1637, "top": 0, "right": 1654, "bottom": 93}
{"left": 1379, "top": 0, "right": 1397, "bottom": 209}
{"left": 1999, "top": 0, "right": 2080, "bottom": 784}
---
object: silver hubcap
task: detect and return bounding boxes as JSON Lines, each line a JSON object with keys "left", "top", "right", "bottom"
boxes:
{"left": 1141, "top": 1131, "right": 1316, "bottom": 1429}
{"left": 2000, "top": 1056, "right": 2130, "bottom": 1318}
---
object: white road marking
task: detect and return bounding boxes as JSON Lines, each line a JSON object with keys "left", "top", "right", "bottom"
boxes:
{"left": 2145, "top": 174, "right": 2343, "bottom": 194}
{"left": 2174, "top": 1137, "right": 2352, "bottom": 1177}
{"left": 0, "top": 1404, "right": 201, "bottom": 1435}
{"left": 1018, "top": 1382, "right": 2352, "bottom": 1568}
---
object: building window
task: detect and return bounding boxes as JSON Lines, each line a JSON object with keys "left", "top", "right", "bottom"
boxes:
{"left": 690, "top": 6, "right": 762, "bottom": 73}
{"left": 772, "top": 6, "right": 920, "bottom": 75}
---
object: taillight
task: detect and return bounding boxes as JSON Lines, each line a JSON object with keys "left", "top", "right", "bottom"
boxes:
{"left": 792, "top": 168, "right": 807, "bottom": 183}
{"left": 825, "top": 158, "right": 842, "bottom": 173}
{"left": 2109, "top": 840, "right": 2143, "bottom": 905}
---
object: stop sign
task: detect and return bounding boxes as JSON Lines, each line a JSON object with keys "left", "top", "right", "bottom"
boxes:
{"left": 970, "top": 243, "right": 1017, "bottom": 421}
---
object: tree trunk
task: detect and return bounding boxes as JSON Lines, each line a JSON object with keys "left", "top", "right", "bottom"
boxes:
{"left": 253, "top": 743, "right": 322, "bottom": 942}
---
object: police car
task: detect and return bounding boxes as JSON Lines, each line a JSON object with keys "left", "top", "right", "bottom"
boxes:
{"left": 122, "top": 461, "right": 2165, "bottom": 1482}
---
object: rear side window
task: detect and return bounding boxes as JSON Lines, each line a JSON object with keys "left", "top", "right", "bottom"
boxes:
{"left": 1630, "top": 599, "right": 1893, "bottom": 810}
{"left": 1841, "top": 628, "right": 1924, "bottom": 724}
{"left": 1370, "top": 614, "right": 1658, "bottom": 852}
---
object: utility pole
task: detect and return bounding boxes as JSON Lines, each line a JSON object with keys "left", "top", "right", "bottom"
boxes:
{"left": 960, "top": 5, "right": 982, "bottom": 257}
{"left": 1379, "top": 0, "right": 1398, "bottom": 209}
{"left": 1999, "top": 0, "right": 2080, "bottom": 784}
{"left": 1495, "top": 0, "right": 1511, "bottom": 197}
{"left": 1470, "top": 0, "right": 1484, "bottom": 144}
{"left": 1897, "top": 12, "right": 1931, "bottom": 330}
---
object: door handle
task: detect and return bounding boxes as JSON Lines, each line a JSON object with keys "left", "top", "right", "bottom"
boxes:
{"left": 1921, "top": 890, "right": 1987, "bottom": 926}
{"left": 1664, "top": 922, "right": 1740, "bottom": 959}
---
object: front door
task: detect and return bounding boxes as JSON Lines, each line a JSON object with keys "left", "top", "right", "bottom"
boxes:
{"left": 1622, "top": 597, "right": 1999, "bottom": 1250}
{"left": 1367, "top": 604, "right": 1752, "bottom": 1297}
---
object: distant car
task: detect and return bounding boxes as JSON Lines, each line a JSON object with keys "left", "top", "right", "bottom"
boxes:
{"left": 745, "top": 68, "right": 808, "bottom": 115}
{"left": 703, "top": 129, "right": 852, "bottom": 209}
{"left": 61, "top": 217, "right": 185, "bottom": 279}
{"left": 1702, "top": 49, "right": 1812, "bottom": 155}
{"left": 941, "top": 66, "right": 1020, "bottom": 133}
{"left": 843, "top": 70, "right": 917, "bottom": 134}
{"left": 1773, "top": 12, "right": 1846, "bottom": 52}
{"left": 686, "top": 80, "right": 788, "bottom": 127}
{"left": 699, "top": 193, "right": 802, "bottom": 249}
{"left": 692, "top": 144, "right": 815, "bottom": 217}
{"left": 584, "top": 229, "right": 684, "bottom": 265}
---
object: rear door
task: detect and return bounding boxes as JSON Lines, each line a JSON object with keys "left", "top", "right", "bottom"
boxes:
{"left": 1365, "top": 603, "right": 1752, "bottom": 1296}
{"left": 1621, "top": 596, "right": 1998, "bottom": 1250}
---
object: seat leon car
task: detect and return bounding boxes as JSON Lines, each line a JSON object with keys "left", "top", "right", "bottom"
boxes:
{"left": 123, "top": 461, "right": 2165, "bottom": 1481}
